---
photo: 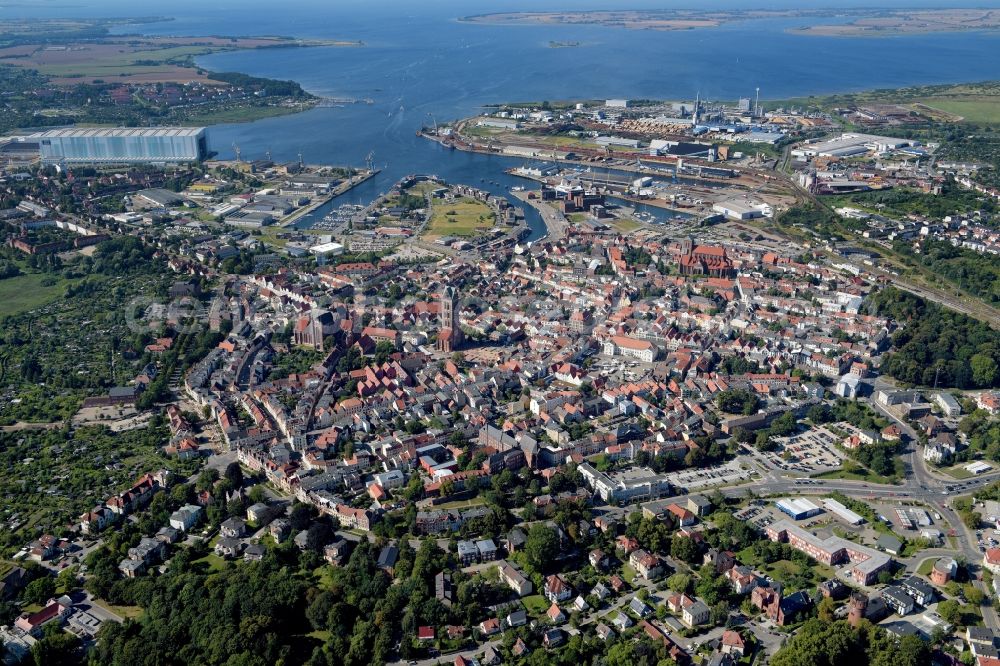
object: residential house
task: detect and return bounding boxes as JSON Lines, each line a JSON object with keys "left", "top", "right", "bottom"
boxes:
{"left": 244, "top": 543, "right": 266, "bottom": 562}
{"left": 324, "top": 539, "right": 350, "bottom": 566}
{"left": 169, "top": 504, "right": 202, "bottom": 532}
{"left": 270, "top": 518, "right": 291, "bottom": 542}
{"left": 881, "top": 586, "right": 915, "bottom": 616}
{"left": 589, "top": 548, "right": 609, "bottom": 570}
{"left": 215, "top": 538, "right": 243, "bottom": 559}
{"left": 546, "top": 603, "right": 566, "bottom": 624}
{"left": 726, "top": 565, "right": 758, "bottom": 595}
{"left": 668, "top": 503, "right": 697, "bottom": 526}
{"left": 629, "top": 597, "right": 653, "bottom": 618}
{"left": 984, "top": 548, "right": 1000, "bottom": 575}
{"left": 683, "top": 598, "right": 711, "bottom": 628}
{"left": 900, "top": 576, "right": 935, "bottom": 606}
{"left": 720, "top": 630, "right": 745, "bottom": 658}
{"left": 377, "top": 544, "right": 399, "bottom": 576}
{"left": 612, "top": 611, "right": 633, "bottom": 631}
{"left": 436, "top": 571, "right": 454, "bottom": 608}
{"left": 220, "top": 517, "right": 247, "bottom": 538}
{"left": 497, "top": 561, "right": 532, "bottom": 597}
{"left": 591, "top": 582, "right": 611, "bottom": 602}
{"left": 544, "top": 574, "right": 573, "bottom": 603}
{"left": 543, "top": 628, "right": 565, "bottom": 649}
{"left": 505, "top": 609, "right": 528, "bottom": 628}
{"left": 630, "top": 549, "right": 664, "bottom": 581}
{"left": 476, "top": 538, "right": 498, "bottom": 562}
{"left": 478, "top": 618, "right": 501, "bottom": 636}
{"left": 457, "top": 540, "right": 479, "bottom": 566}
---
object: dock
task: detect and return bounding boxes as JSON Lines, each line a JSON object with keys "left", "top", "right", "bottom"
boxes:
{"left": 278, "top": 168, "right": 379, "bottom": 227}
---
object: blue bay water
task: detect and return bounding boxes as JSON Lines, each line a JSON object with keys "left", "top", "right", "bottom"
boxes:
{"left": 6, "top": 0, "right": 1000, "bottom": 235}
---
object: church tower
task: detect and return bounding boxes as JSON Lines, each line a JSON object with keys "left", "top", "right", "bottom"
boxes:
{"left": 437, "top": 286, "right": 463, "bottom": 352}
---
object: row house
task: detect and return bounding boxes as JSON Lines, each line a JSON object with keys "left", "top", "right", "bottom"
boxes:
{"left": 331, "top": 503, "right": 376, "bottom": 531}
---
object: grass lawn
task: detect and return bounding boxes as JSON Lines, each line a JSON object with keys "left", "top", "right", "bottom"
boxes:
{"left": 738, "top": 546, "right": 836, "bottom": 588}
{"left": 917, "top": 558, "right": 936, "bottom": 576}
{"left": 252, "top": 227, "right": 292, "bottom": 248}
{"left": 314, "top": 565, "right": 337, "bottom": 589}
{"left": 812, "top": 468, "right": 876, "bottom": 483}
{"left": 407, "top": 181, "right": 441, "bottom": 196}
{"left": 306, "top": 630, "right": 331, "bottom": 641}
{"left": 622, "top": 563, "right": 638, "bottom": 585}
{"left": 521, "top": 594, "right": 550, "bottom": 616}
{"left": 462, "top": 124, "right": 504, "bottom": 138}
{"left": 941, "top": 465, "right": 974, "bottom": 480}
{"left": 33, "top": 45, "right": 218, "bottom": 78}
{"left": 774, "top": 81, "right": 1000, "bottom": 126}
{"left": 914, "top": 98, "right": 1000, "bottom": 124}
{"left": 612, "top": 218, "right": 641, "bottom": 232}
{"left": 193, "top": 552, "right": 228, "bottom": 572}
{"left": 763, "top": 560, "right": 802, "bottom": 578}
{"left": 532, "top": 134, "right": 594, "bottom": 149}
{"left": 432, "top": 498, "right": 486, "bottom": 511}
{"left": 813, "top": 461, "right": 899, "bottom": 485}
{"left": 92, "top": 598, "right": 144, "bottom": 620}
{"left": 0, "top": 273, "right": 70, "bottom": 317}
{"left": 424, "top": 198, "right": 495, "bottom": 238}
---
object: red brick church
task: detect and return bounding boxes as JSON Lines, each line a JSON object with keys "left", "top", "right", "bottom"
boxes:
{"left": 676, "top": 237, "right": 735, "bottom": 278}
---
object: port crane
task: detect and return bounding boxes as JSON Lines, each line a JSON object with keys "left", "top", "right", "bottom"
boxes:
{"left": 365, "top": 151, "right": 375, "bottom": 172}
{"left": 232, "top": 143, "right": 241, "bottom": 162}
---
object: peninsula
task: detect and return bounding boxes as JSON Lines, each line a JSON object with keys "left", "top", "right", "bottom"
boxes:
{"left": 0, "top": 17, "right": 361, "bottom": 132}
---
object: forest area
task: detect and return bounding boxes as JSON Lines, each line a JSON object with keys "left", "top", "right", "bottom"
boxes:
{"left": 867, "top": 287, "right": 1000, "bottom": 389}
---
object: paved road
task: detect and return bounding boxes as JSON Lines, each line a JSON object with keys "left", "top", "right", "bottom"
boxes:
{"left": 691, "top": 424, "right": 1000, "bottom": 631}
{"left": 386, "top": 639, "right": 501, "bottom": 666}
{"left": 509, "top": 190, "right": 567, "bottom": 241}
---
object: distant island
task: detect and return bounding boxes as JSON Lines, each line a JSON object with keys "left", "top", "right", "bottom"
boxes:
{"left": 462, "top": 8, "right": 1000, "bottom": 37}
{"left": 549, "top": 40, "right": 581, "bottom": 48}
{"left": 789, "top": 8, "right": 1000, "bottom": 37}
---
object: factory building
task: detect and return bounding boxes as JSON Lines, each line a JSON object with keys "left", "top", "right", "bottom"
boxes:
{"left": 309, "top": 242, "right": 345, "bottom": 259}
{"left": 34, "top": 127, "right": 208, "bottom": 164}
{"left": 712, "top": 199, "right": 773, "bottom": 221}
{"left": 791, "top": 133, "right": 916, "bottom": 159}
{"left": 822, "top": 498, "right": 865, "bottom": 525}
{"left": 775, "top": 498, "right": 822, "bottom": 520}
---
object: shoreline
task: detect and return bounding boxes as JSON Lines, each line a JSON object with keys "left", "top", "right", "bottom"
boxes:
{"left": 0, "top": 16, "right": 365, "bottom": 133}
{"left": 458, "top": 8, "right": 1000, "bottom": 38}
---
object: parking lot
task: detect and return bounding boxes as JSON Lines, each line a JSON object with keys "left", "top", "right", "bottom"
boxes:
{"left": 665, "top": 460, "right": 754, "bottom": 492}
{"left": 766, "top": 426, "right": 844, "bottom": 474}
{"left": 733, "top": 501, "right": 778, "bottom": 531}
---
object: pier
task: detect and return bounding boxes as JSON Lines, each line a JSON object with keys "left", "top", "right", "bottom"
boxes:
{"left": 278, "top": 168, "right": 380, "bottom": 227}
